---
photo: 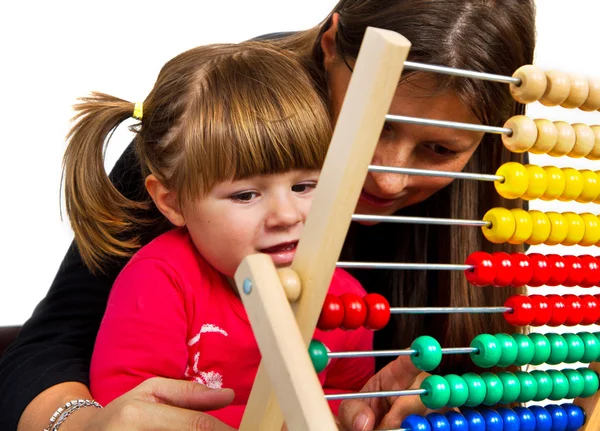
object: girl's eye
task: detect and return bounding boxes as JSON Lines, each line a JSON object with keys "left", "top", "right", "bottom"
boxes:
{"left": 231, "top": 191, "right": 258, "bottom": 202}
{"left": 292, "top": 182, "right": 317, "bottom": 193}
{"left": 426, "top": 143, "right": 457, "bottom": 156}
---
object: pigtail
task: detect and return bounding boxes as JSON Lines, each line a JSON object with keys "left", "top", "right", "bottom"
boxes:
{"left": 62, "top": 92, "right": 148, "bottom": 273}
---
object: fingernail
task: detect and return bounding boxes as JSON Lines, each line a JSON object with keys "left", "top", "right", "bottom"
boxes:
{"left": 354, "top": 413, "right": 369, "bottom": 431}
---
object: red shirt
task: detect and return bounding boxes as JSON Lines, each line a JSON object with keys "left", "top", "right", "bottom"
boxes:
{"left": 90, "top": 228, "right": 374, "bottom": 427}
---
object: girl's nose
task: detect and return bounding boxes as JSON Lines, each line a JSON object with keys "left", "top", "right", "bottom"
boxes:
{"left": 265, "top": 195, "right": 303, "bottom": 229}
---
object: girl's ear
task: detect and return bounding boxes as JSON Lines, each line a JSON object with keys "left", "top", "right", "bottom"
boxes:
{"left": 145, "top": 174, "right": 186, "bottom": 227}
{"left": 321, "top": 12, "right": 341, "bottom": 69}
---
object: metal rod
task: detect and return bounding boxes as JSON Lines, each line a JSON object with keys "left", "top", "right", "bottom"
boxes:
{"left": 385, "top": 114, "right": 512, "bottom": 135}
{"left": 391, "top": 306, "right": 512, "bottom": 314}
{"left": 327, "top": 347, "right": 478, "bottom": 359}
{"left": 404, "top": 61, "right": 521, "bottom": 85}
{"left": 368, "top": 164, "right": 504, "bottom": 182}
{"left": 351, "top": 214, "right": 490, "bottom": 227}
{"left": 337, "top": 262, "right": 473, "bottom": 271}
{"left": 325, "top": 389, "right": 427, "bottom": 400}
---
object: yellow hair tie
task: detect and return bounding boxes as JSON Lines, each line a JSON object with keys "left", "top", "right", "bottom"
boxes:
{"left": 132, "top": 102, "right": 143, "bottom": 120}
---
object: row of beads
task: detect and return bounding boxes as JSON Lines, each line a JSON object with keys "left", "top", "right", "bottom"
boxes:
{"left": 401, "top": 404, "right": 584, "bottom": 431}
{"left": 502, "top": 116, "right": 600, "bottom": 159}
{"left": 505, "top": 294, "right": 600, "bottom": 327}
{"left": 317, "top": 293, "right": 390, "bottom": 331}
{"left": 465, "top": 252, "right": 600, "bottom": 287}
{"left": 482, "top": 208, "right": 600, "bottom": 246}
{"left": 510, "top": 64, "right": 600, "bottom": 110}
{"left": 495, "top": 162, "right": 600, "bottom": 202}
{"left": 419, "top": 368, "right": 599, "bottom": 409}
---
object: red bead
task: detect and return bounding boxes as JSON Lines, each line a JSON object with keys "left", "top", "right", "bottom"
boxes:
{"left": 318, "top": 294, "right": 344, "bottom": 331}
{"left": 464, "top": 252, "right": 496, "bottom": 286}
{"left": 579, "top": 294, "right": 600, "bottom": 325}
{"left": 339, "top": 293, "right": 367, "bottom": 330}
{"left": 529, "top": 294, "right": 553, "bottom": 326}
{"left": 562, "top": 294, "right": 584, "bottom": 326}
{"left": 363, "top": 293, "right": 390, "bottom": 330}
{"left": 510, "top": 253, "right": 533, "bottom": 287}
{"left": 504, "top": 295, "right": 535, "bottom": 326}
{"left": 545, "top": 254, "right": 568, "bottom": 286}
{"left": 563, "top": 255, "right": 585, "bottom": 287}
{"left": 546, "top": 294, "right": 569, "bottom": 327}
{"left": 578, "top": 255, "right": 600, "bottom": 287}
{"left": 528, "top": 253, "right": 551, "bottom": 287}
{"left": 491, "top": 252, "right": 514, "bottom": 286}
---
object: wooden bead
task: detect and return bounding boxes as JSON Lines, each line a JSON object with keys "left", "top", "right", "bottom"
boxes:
{"left": 586, "top": 125, "right": 600, "bottom": 160}
{"left": 482, "top": 208, "right": 516, "bottom": 244}
{"left": 568, "top": 123, "right": 595, "bottom": 158}
{"left": 530, "top": 119, "right": 558, "bottom": 155}
{"left": 580, "top": 76, "right": 600, "bottom": 111}
{"left": 561, "top": 73, "right": 590, "bottom": 109}
{"left": 495, "top": 162, "right": 529, "bottom": 199}
{"left": 510, "top": 65, "right": 547, "bottom": 104}
{"left": 278, "top": 267, "right": 302, "bottom": 302}
{"left": 540, "top": 70, "right": 571, "bottom": 106}
{"left": 502, "top": 115, "right": 537, "bottom": 153}
{"left": 548, "top": 121, "right": 576, "bottom": 157}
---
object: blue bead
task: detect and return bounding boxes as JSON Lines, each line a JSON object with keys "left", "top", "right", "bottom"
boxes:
{"left": 560, "top": 403, "right": 585, "bottom": 431}
{"left": 445, "top": 411, "right": 469, "bottom": 431}
{"left": 528, "top": 405, "right": 553, "bottom": 431}
{"left": 544, "top": 404, "right": 568, "bottom": 431}
{"left": 401, "top": 414, "right": 432, "bottom": 431}
{"left": 497, "top": 407, "right": 521, "bottom": 431}
{"left": 426, "top": 413, "right": 451, "bottom": 431}
{"left": 478, "top": 408, "right": 504, "bottom": 431}
{"left": 514, "top": 406, "right": 537, "bottom": 431}
{"left": 461, "top": 410, "right": 485, "bottom": 431}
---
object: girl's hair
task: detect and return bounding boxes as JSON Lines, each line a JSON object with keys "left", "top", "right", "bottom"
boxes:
{"left": 275, "top": 0, "right": 536, "bottom": 374}
{"left": 63, "top": 42, "right": 332, "bottom": 273}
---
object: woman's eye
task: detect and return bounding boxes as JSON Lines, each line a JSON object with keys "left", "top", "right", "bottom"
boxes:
{"left": 426, "top": 143, "right": 457, "bottom": 156}
{"left": 231, "top": 191, "right": 258, "bottom": 202}
{"left": 292, "top": 182, "right": 317, "bottom": 193}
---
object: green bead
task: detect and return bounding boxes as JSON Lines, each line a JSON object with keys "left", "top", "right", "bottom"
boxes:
{"left": 420, "top": 375, "right": 451, "bottom": 409}
{"left": 563, "top": 333, "right": 585, "bottom": 364}
{"left": 481, "top": 372, "right": 504, "bottom": 406}
{"left": 546, "top": 333, "right": 569, "bottom": 365}
{"left": 470, "top": 334, "right": 501, "bottom": 368}
{"left": 495, "top": 333, "right": 519, "bottom": 367}
{"left": 498, "top": 371, "right": 521, "bottom": 404}
{"left": 547, "top": 369, "right": 569, "bottom": 401}
{"left": 578, "top": 367, "right": 600, "bottom": 398}
{"left": 529, "top": 333, "right": 552, "bottom": 365}
{"left": 515, "top": 371, "right": 538, "bottom": 403}
{"left": 445, "top": 374, "right": 469, "bottom": 407}
{"left": 563, "top": 369, "right": 585, "bottom": 399}
{"left": 308, "top": 339, "right": 328, "bottom": 373}
{"left": 513, "top": 333, "right": 535, "bottom": 366}
{"left": 530, "top": 370, "right": 553, "bottom": 402}
{"left": 411, "top": 335, "right": 443, "bottom": 371}
{"left": 462, "top": 372, "right": 487, "bottom": 407}
{"left": 578, "top": 332, "right": 600, "bottom": 363}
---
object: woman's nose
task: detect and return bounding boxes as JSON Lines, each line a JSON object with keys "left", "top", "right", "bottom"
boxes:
{"left": 365, "top": 171, "right": 409, "bottom": 198}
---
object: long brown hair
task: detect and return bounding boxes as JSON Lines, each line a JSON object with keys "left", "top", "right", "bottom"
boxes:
{"left": 63, "top": 42, "right": 331, "bottom": 273}
{"left": 275, "top": 0, "right": 536, "bottom": 373}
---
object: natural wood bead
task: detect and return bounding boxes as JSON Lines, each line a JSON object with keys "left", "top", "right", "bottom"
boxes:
{"left": 560, "top": 73, "right": 589, "bottom": 109}
{"left": 567, "top": 123, "right": 595, "bottom": 158}
{"left": 530, "top": 119, "right": 558, "bottom": 154}
{"left": 580, "top": 76, "right": 600, "bottom": 111}
{"left": 502, "top": 115, "right": 538, "bottom": 153}
{"left": 277, "top": 267, "right": 302, "bottom": 302}
{"left": 540, "top": 70, "right": 571, "bottom": 107}
{"left": 510, "top": 65, "right": 547, "bottom": 104}
{"left": 587, "top": 125, "right": 600, "bottom": 160}
{"left": 548, "top": 121, "right": 576, "bottom": 157}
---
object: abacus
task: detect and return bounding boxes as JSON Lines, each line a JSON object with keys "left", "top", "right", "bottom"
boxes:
{"left": 233, "top": 26, "right": 600, "bottom": 431}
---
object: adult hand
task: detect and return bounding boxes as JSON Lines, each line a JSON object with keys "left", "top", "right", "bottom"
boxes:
{"left": 337, "top": 356, "right": 432, "bottom": 431}
{"left": 77, "top": 377, "right": 236, "bottom": 431}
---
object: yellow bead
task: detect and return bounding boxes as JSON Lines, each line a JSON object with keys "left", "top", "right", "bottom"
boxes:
{"left": 558, "top": 168, "right": 584, "bottom": 201}
{"left": 495, "top": 162, "right": 529, "bottom": 199}
{"left": 561, "top": 212, "right": 585, "bottom": 246}
{"left": 548, "top": 121, "right": 576, "bottom": 157}
{"left": 508, "top": 209, "right": 533, "bottom": 244}
{"left": 530, "top": 119, "right": 558, "bottom": 155}
{"left": 526, "top": 210, "right": 551, "bottom": 245}
{"left": 576, "top": 170, "right": 600, "bottom": 203}
{"left": 579, "top": 213, "right": 600, "bottom": 246}
{"left": 522, "top": 164, "right": 548, "bottom": 200}
{"left": 502, "top": 116, "right": 538, "bottom": 152}
{"left": 540, "top": 166, "right": 566, "bottom": 201}
{"left": 482, "top": 208, "right": 516, "bottom": 244}
{"left": 545, "top": 212, "right": 568, "bottom": 245}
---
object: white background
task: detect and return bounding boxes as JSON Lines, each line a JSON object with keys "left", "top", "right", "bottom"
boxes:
{"left": 0, "top": 0, "right": 599, "bottom": 327}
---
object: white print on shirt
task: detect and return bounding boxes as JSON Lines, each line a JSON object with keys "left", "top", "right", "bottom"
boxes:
{"left": 188, "top": 323, "right": 229, "bottom": 346}
{"left": 184, "top": 323, "right": 227, "bottom": 389}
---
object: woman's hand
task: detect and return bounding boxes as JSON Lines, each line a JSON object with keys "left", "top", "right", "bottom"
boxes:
{"left": 337, "top": 356, "right": 432, "bottom": 431}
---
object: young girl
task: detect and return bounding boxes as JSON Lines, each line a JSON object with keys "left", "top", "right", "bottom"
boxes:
{"left": 62, "top": 42, "right": 374, "bottom": 428}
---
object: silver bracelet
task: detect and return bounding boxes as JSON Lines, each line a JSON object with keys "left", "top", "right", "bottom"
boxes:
{"left": 44, "top": 399, "right": 102, "bottom": 431}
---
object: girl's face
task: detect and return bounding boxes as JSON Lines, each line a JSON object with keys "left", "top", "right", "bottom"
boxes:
{"left": 179, "top": 170, "right": 319, "bottom": 278}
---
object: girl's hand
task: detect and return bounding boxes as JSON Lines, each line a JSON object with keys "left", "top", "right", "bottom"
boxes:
{"left": 337, "top": 356, "right": 433, "bottom": 431}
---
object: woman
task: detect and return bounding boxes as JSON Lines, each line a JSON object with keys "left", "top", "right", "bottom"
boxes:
{"left": 0, "top": 0, "right": 535, "bottom": 430}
